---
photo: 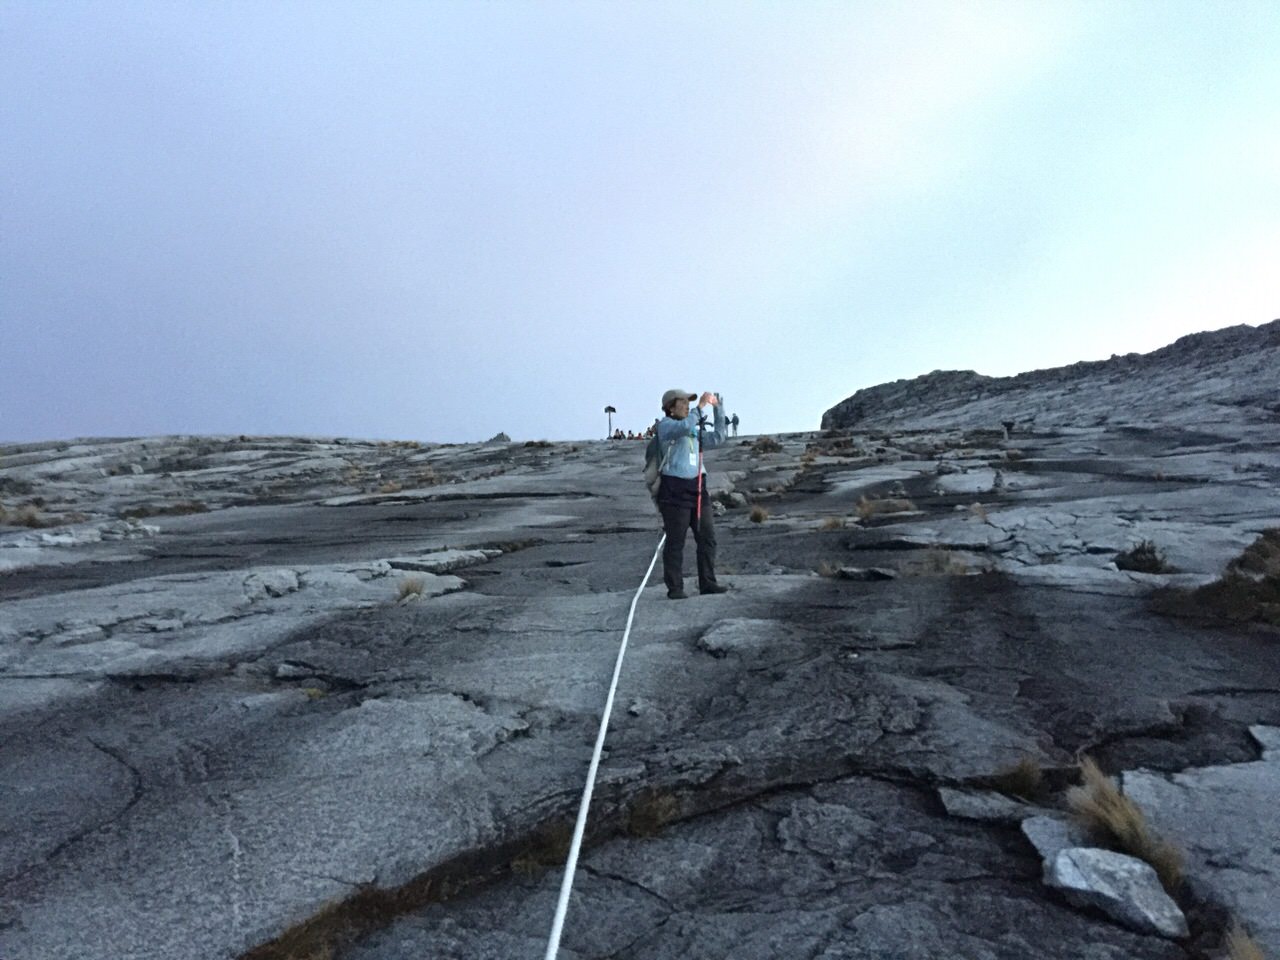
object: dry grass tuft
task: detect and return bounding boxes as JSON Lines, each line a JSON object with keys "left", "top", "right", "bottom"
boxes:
{"left": 751, "top": 436, "right": 783, "bottom": 454}
{"left": 0, "top": 502, "right": 81, "bottom": 529}
{"left": 984, "top": 756, "right": 1044, "bottom": 800}
{"left": 820, "top": 516, "right": 845, "bottom": 531}
{"left": 969, "top": 502, "right": 989, "bottom": 522}
{"left": 856, "top": 496, "right": 916, "bottom": 520}
{"left": 1114, "top": 540, "right": 1173, "bottom": 573}
{"left": 397, "top": 577, "right": 426, "bottom": 601}
{"left": 749, "top": 505, "right": 769, "bottom": 523}
{"left": 1227, "top": 925, "right": 1266, "bottom": 960}
{"left": 1229, "top": 528, "right": 1280, "bottom": 579}
{"left": 902, "top": 548, "right": 969, "bottom": 577}
{"left": 1067, "top": 757, "right": 1184, "bottom": 894}
{"left": 1152, "top": 529, "right": 1280, "bottom": 626}
{"left": 377, "top": 480, "right": 402, "bottom": 494}
{"left": 816, "top": 560, "right": 839, "bottom": 578}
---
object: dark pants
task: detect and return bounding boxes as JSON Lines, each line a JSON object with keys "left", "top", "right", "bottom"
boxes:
{"left": 659, "top": 496, "right": 718, "bottom": 594}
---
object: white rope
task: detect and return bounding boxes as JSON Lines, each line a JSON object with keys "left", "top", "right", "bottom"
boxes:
{"left": 543, "top": 532, "right": 667, "bottom": 960}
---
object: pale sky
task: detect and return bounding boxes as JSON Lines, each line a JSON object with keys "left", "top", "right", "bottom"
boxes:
{"left": 3, "top": 1, "right": 1278, "bottom": 443}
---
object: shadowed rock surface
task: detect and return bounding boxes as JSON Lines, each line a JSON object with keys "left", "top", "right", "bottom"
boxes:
{"left": 3, "top": 326, "right": 1279, "bottom": 959}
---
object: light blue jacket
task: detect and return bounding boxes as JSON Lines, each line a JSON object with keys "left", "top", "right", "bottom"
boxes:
{"left": 656, "top": 403, "right": 727, "bottom": 479}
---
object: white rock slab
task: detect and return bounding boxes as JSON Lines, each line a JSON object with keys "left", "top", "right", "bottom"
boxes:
{"left": 1124, "top": 757, "right": 1280, "bottom": 956}
{"left": 1046, "top": 847, "right": 1188, "bottom": 939}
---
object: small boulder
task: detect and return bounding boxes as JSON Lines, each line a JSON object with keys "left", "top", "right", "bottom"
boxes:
{"left": 1021, "top": 815, "right": 1088, "bottom": 866}
{"left": 1045, "top": 847, "right": 1188, "bottom": 939}
{"left": 243, "top": 569, "right": 301, "bottom": 602}
{"left": 937, "top": 787, "right": 1032, "bottom": 824}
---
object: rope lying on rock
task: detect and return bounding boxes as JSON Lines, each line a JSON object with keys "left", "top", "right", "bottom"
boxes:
{"left": 544, "top": 533, "right": 667, "bottom": 960}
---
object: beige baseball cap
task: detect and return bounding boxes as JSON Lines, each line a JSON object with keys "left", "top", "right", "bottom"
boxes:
{"left": 661, "top": 389, "right": 697, "bottom": 411}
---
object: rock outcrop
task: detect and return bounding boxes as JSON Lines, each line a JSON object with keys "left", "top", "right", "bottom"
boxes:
{"left": 821, "top": 318, "right": 1280, "bottom": 432}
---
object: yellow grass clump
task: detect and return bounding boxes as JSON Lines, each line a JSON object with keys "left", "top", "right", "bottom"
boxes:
{"left": 820, "top": 516, "right": 845, "bottom": 531}
{"left": 396, "top": 577, "right": 426, "bottom": 601}
{"left": 750, "top": 505, "right": 769, "bottom": 523}
{"left": 984, "top": 756, "right": 1044, "bottom": 799}
{"left": 856, "top": 495, "right": 916, "bottom": 520}
{"left": 1067, "top": 757, "right": 1184, "bottom": 894}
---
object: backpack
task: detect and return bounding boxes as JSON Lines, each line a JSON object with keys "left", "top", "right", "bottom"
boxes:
{"left": 643, "top": 434, "right": 664, "bottom": 507}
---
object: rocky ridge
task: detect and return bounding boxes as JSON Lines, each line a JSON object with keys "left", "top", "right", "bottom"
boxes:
{"left": 3, "top": 324, "right": 1279, "bottom": 960}
{"left": 821, "top": 318, "right": 1280, "bottom": 433}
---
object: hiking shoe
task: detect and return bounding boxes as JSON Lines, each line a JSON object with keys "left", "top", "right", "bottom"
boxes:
{"left": 700, "top": 583, "right": 729, "bottom": 595}
{"left": 667, "top": 589, "right": 688, "bottom": 600}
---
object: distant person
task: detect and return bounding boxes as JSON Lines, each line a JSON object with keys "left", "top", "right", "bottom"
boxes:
{"left": 730, "top": 413, "right": 740, "bottom": 437}
{"left": 654, "top": 389, "right": 729, "bottom": 599}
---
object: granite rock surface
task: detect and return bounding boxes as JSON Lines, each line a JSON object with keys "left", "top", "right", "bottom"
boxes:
{"left": 3, "top": 327, "right": 1279, "bottom": 959}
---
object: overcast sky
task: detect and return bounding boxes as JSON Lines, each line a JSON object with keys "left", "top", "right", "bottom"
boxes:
{"left": 3, "top": 1, "right": 1278, "bottom": 444}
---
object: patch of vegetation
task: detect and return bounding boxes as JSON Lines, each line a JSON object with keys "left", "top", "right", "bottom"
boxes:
{"left": 969, "top": 502, "right": 989, "bottom": 522}
{"left": 508, "top": 821, "right": 573, "bottom": 878}
{"left": 902, "top": 548, "right": 969, "bottom": 577}
{"left": 1067, "top": 757, "right": 1184, "bottom": 895}
{"left": 820, "top": 516, "right": 845, "bottom": 531}
{"left": 377, "top": 480, "right": 402, "bottom": 494}
{"left": 816, "top": 560, "right": 839, "bottom": 578}
{"left": 396, "top": 577, "right": 426, "bottom": 601}
{"left": 0, "top": 477, "right": 34, "bottom": 496}
{"left": 626, "top": 791, "right": 682, "bottom": 837}
{"left": 0, "top": 502, "right": 84, "bottom": 528}
{"left": 980, "top": 756, "right": 1044, "bottom": 800}
{"left": 1114, "top": 540, "right": 1173, "bottom": 573}
{"left": 118, "top": 500, "right": 210, "bottom": 519}
{"left": 523, "top": 440, "right": 553, "bottom": 448}
{"left": 749, "top": 505, "right": 769, "bottom": 523}
{"left": 751, "top": 436, "right": 783, "bottom": 454}
{"left": 856, "top": 496, "right": 916, "bottom": 520}
{"left": 1153, "top": 529, "right": 1280, "bottom": 627}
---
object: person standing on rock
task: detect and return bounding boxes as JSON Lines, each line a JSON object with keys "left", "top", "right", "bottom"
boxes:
{"left": 655, "top": 389, "right": 729, "bottom": 599}
{"left": 730, "top": 413, "right": 740, "bottom": 437}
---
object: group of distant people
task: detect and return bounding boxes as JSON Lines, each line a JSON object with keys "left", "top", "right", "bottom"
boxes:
{"left": 610, "top": 413, "right": 740, "bottom": 441}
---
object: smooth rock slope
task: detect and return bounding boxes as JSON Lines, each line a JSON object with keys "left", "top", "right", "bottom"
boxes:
{"left": 3, "top": 326, "right": 1279, "bottom": 959}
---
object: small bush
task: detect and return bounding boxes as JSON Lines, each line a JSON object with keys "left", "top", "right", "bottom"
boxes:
{"left": 378, "top": 481, "right": 402, "bottom": 494}
{"left": 1228, "top": 528, "right": 1280, "bottom": 579}
{"left": 856, "top": 496, "right": 916, "bottom": 520}
{"left": 523, "top": 440, "right": 553, "bottom": 448}
{"left": 1067, "top": 757, "right": 1183, "bottom": 895}
{"left": 751, "top": 436, "right": 782, "bottom": 454}
{"left": 1114, "top": 540, "right": 1172, "bottom": 573}
{"left": 1153, "top": 529, "right": 1280, "bottom": 626}
{"left": 969, "top": 502, "right": 989, "bottom": 522}
{"left": 820, "top": 516, "right": 845, "bottom": 531}
{"left": 816, "top": 560, "right": 839, "bottom": 578}
{"left": 750, "top": 506, "right": 769, "bottom": 523}
{"left": 0, "top": 503, "right": 54, "bottom": 528}
{"left": 397, "top": 577, "right": 426, "bottom": 601}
